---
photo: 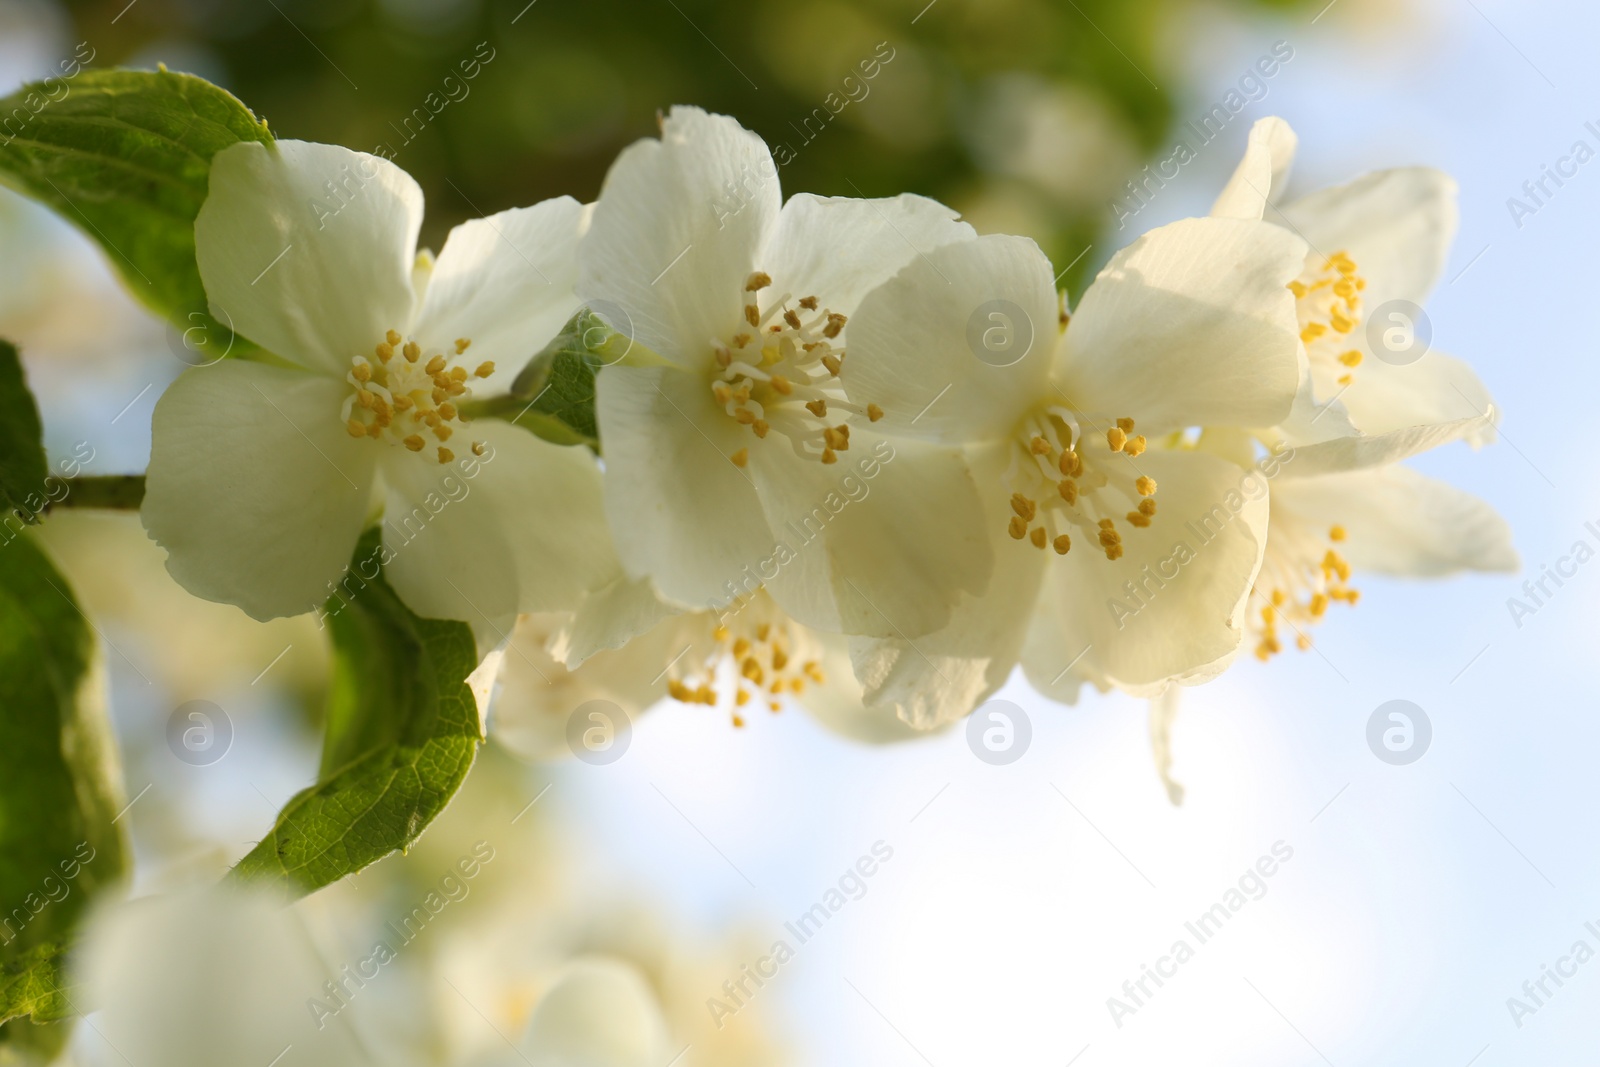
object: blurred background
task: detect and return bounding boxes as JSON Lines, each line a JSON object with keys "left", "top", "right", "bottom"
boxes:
{"left": 4, "top": 0, "right": 1597, "bottom": 1063}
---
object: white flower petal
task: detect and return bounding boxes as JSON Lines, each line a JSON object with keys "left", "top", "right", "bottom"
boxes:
{"left": 1281, "top": 412, "right": 1493, "bottom": 477}
{"left": 846, "top": 444, "right": 1044, "bottom": 728}
{"left": 521, "top": 958, "right": 670, "bottom": 1067}
{"left": 492, "top": 612, "right": 682, "bottom": 763}
{"left": 79, "top": 889, "right": 369, "bottom": 1067}
{"left": 1211, "top": 116, "right": 1298, "bottom": 220}
{"left": 1022, "top": 449, "right": 1269, "bottom": 696}
{"left": 842, "top": 232, "right": 1058, "bottom": 445}
{"left": 762, "top": 192, "right": 975, "bottom": 317}
{"left": 551, "top": 572, "right": 680, "bottom": 668}
{"left": 1148, "top": 686, "right": 1186, "bottom": 805}
{"left": 1273, "top": 466, "right": 1517, "bottom": 576}
{"left": 142, "top": 362, "right": 374, "bottom": 621}
{"left": 1334, "top": 348, "right": 1498, "bottom": 445}
{"left": 579, "top": 107, "right": 779, "bottom": 367}
{"left": 195, "top": 140, "right": 423, "bottom": 375}
{"left": 798, "top": 628, "right": 940, "bottom": 743}
{"left": 380, "top": 421, "right": 616, "bottom": 633}
{"left": 1059, "top": 216, "right": 1306, "bottom": 434}
{"left": 595, "top": 364, "right": 774, "bottom": 610}
{"left": 412, "top": 196, "right": 586, "bottom": 394}
{"left": 750, "top": 434, "right": 993, "bottom": 640}
{"left": 1279, "top": 166, "right": 1457, "bottom": 309}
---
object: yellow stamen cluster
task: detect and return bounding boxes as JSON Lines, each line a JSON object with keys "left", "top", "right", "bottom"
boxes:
{"left": 1252, "top": 523, "right": 1359, "bottom": 660}
{"left": 665, "top": 617, "right": 825, "bottom": 728}
{"left": 711, "top": 271, "right": 883, "bottom": 467}
{"left": 341, "top": 329, "right": 489, "bottom": 463}
{"left": 1004, "top": 412, "right": 1158, "bottom": 561}
{"left": 1289, "top": 251, "right": 1367, "bottom": 387}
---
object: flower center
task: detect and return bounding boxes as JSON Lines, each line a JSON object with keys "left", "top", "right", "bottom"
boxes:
{"left": 1290, "top": 251, "right": 1367, "bottom": 388}
{"left": 664, "top": 614, "right": 825, "bottom": 728}
{"left": 1002, "top": 409, "right": 1158, "bottom": 560}
{"left": 711, "top": 271, "right": 884, "bottom": 470}
{"left": 341, "top": 329, "right": 495, "bottom": 465}
{"left": 1250, "top": 520, "right": 1358, "bottom": 659}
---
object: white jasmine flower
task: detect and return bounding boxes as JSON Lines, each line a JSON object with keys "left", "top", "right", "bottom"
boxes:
{"left": 1214, "top": 116, "right": 1496, "bottom": 441}
{"left": 578, "top": 106, "right": 991, "bottom": 640}
{"left": 492, "top": 587, "right": 927, "bottom": 755}
{"left": 143, "top": 140, "right": 616, "bottom": 628}
{"left": 842, "top": 214, "right": 1308, "bottom": 722}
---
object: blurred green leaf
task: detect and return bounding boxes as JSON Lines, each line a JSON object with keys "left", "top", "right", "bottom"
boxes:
{"left": 0, "top": 67, "right": 271, "bottom": 347}
{"left": 0, "top": 342, "right": 47, "bottom": 525}
{"left": 0, "top": 535, "right": 129, "bottom": 1032}
{"left": 230, "top": 529, "right": 482, "bottom": 898}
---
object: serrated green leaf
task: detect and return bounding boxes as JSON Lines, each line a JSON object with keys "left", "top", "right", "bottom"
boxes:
{"left": 230, "top": 529, "right": 482, "bottom": 898}
{"left": 0, "top": 342, "right": 47, "bottom": 525}
{"left": 0, "top": 536, "right": 128, "bottom": 1031}
{"left": 0, "top": 68, "right": 271, "bottom": 348}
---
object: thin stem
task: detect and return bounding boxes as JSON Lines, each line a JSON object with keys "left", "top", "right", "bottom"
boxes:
{"left": 51, "top": 475, "right": 146, "bottom": 511}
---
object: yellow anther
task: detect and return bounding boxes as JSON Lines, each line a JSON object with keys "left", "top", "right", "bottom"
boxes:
{"left": 745, "top": 271, "right": 772, "bottom": 291}
{"left": 1010, "top": 493, "right": 1036, "bottom": 521}
{"left": 734, "top": 408, "right": 756, "bottom": 425}
{"left": 1138, "top": 498, "right": 1156, "bottom": 517}
{"left": 732, "top": 333, "right": 752, "bottom": 348}
{"left": 1106, "top": 426, "right": 1127, "bottom": 451}
{"left": 1288, "top": 280, "right": 1309, "bottom": 298}
{"left": 770, "top": 375, "right": 792, "bottom": 395}
{"left": 437, "top": 447, "right": 454, "bottom": 463}
{"left": 386, "top": 329, "right": 402, "bottom": 346}
{"left": 821, "top": 448, "right": 837, "bottom": 464}
{"left": 352, "top": 360, "right": 373, "bottom": 383}
{"left": 823, "top": 313, "right": 847, "bottom": 338}
{"left": 744, "top": 304, "right": 760, "bottom": 327}
{"left": 435, "top": 424, "right": 453, "bottom": 442}
{"left": 866, "top": 403, "right": 884, "bottom": 422}
{"left": 1123, "top": 434, "right": 1146, "bottom": 456}
{"left": 471, "top": 442, "right": 486, "bottom": 456}
{"left": 1058, "top": 450, "right": 1082, "bottom": 476}
{"left": 1126, "top": 511, "right": 1151, "bottom": 528}
{"left": 425, "top": 354, "right": 447, "bottom": 375}
{"left": 403, "top": 435, "right": 425, "bottom": 452}
{"left": 1309, "top": 593, "right": 1329, "bottom": 617}
{"left": 1008, "top": 515, "right": 1028, "bottom": 540}
{"left": 1030, "top": 527, "right": 1048, "bottom": 549}
{"left": 730, "top": 448, "right": 749, "bottom": 468}
{"left": 1329, "top": 525, "right": 1347, "bottom": 542}
{"left": 1136, "top": 476, "right": 1156, "bottom": 496}
{"left": 821, "top": 354, "right": 842, "bottom": 377}
{"left": 799, "top": 295, "right": 819, "bottom": 310}
{"left": 1116, "top": 417, "right": 1135, "bottom": 432}
{"left": 783, "top": 309, "right": 803, "bottom": 330}
{"left": 806, "top": 399, "right": 828, "bottom": 418}
{"left": 771, "top": 646, "right": 788, "bottom": 670}
{"left": 1053, "top": 534, "right": 1071, "bottom": 555}
{"left": 403, "top": 341, "right": 421, "bottom": 362}
{"left": 355, "top": 389, "right": 375, "bottom": 410}
{"left": 449, "top": 366, "right": 469, "bottom": 382}
{"left": 735, "top": 690, "right": 751, "bottom": 707}
{"left": 1030, "top": 436, "right": 1052, "bottom": 455}
{"left": 1058, "top": 480, "right": 1077, "bottom": 504}
{"left": 753, "top": 420, "right": 770, "bottom": 438}
{"left": 346, "top": 418, "right": 366, "bottom": 437}
{"left": 732, "top": 637, "right": 750, "bottom": 657}
{"left": 474, "top": 361, "right": 495, "bottom": 378}
{"left": 376, "top": 342, "right": 394, "bottom": 362}
{"left": 455, "top": 338, "right": 471, "bottom": 354}
{"left": 1330, "top": 308, "right": 1356, "bottom": 333}
{"left": 1338, "top": 349, "right": 1363, "bottom": 367}
{"left": 437, "top": 402, "right": 457, "bottom": 420}
{"left": 392, "top": 395, "right": 413, "bottom": 411}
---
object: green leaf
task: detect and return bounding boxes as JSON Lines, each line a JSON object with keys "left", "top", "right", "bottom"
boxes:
{"left": 0, "top": 67, "right": 272, "bottom": 349}
{"left": 0, "top": 342, "right": 47, "bottom": 525}
{"left": 0, "top": 536, "right": 129, "bottom": 1030}
{"left": 469, "top": 308, "right": 640, "bottom": 449}
{"left": 230, "top": 530, "right": 483, "bottom": 898}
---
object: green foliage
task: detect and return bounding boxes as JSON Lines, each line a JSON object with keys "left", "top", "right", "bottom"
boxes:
{"left": 0, "top": 536, "right": 129, "bottom": 1032}
{"left": 231, "top": 530, "right": 482, "bottom": 898}
{"left": 474, "top": 307, "right": 635, "bottom": 450}
{"left": 0, "top": 67, "right": 271, "bottom": 348}
{"left": 0, "top": 343, "right": 46, "bottom": 525}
